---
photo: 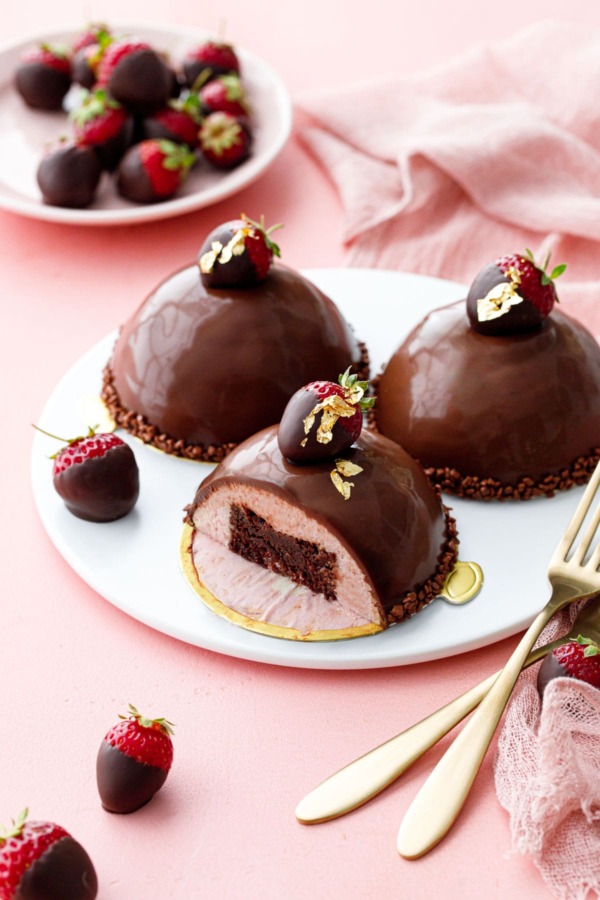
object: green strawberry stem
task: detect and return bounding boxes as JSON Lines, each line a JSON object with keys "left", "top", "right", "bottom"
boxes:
{"left": 577, "top": 634, "right": 600, "bottom": 657}
{"left": 242, "top": 214, "right": 283, "bottom": 257}
{"left": 120, "top": 703, "right": 175, "bottom": 736}
{"left": 524, "top": 247, "right": 566, "bottom": 287}
{"left": 0, "top": 808, "right": 28, "bottom": 844}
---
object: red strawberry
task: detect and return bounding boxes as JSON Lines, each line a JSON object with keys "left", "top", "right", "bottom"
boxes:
{"left": 538, "top": 634, "right": 600, "bottom": 696}
{"left": 71, "top": 23, "right": 111, "bottom": 54}
{"left": 182, "top": 39, "right": 240, "bottom": 88}
{"left": 199, "top": 73, "right": 248, "bottom": 117}
{"left": 96, "top": 39, "right": 171, "bottom": 113}
{"left": 96, "top": 704, "right": 175, "bottom": 813}
{"left": 198, "top": 214, "right": 281, "bottom": 288}
{"left": 277, "top": 370, "right": 375, "bottom": 464}
{"left": 198, "top": 111, "right": 251, "bottom": 169}
{"left": 116, "top": 139, "right": 195, "bottom": 203}
{"left": 467, "top": 249, "right": 566, "bottom": 335}
{"left": 0, "top": 808, "right": 98, "bottom": 899}
{"left": 15, "top": 44, "right": 71, "bottom": 110}
{"left": 141, "top": 92, "right": 202, "bottom": 148}
{"left": 71, "top": 89, "right": 133, "bottom": 170}
{"left": 71, "top": 29, "right": 112, "bottom": 89}
{"left": 36, "top": 425, "right": 139, "bottom": 522}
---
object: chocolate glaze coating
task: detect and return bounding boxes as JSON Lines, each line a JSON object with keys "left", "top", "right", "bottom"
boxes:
{"left": 53, "top": 442, "right": 139, "bottom": 522}
{"left": 466, "top": 262, "right": 546, "bottom": 334}
{"left": 15, "top": 62, "right": 71, "bottom": 110}
{"left": 16, "top": 836, "right": 98, "bottom": 899}
{"left": 277, "top": 386, "right": 355, "bottom": 463}
{"left": 37, "top": 144, "right": 101, "bottom": 208}
{"left": 97, "top": 741, "right": 168, "bottom": 813}
{"left": 72, "top": 46, "right": 97, "bottom": 89}
{"left": 116, "top": 147, "right": 159, "bottom": 203}
{"left": 107, "top": 264, "right": 365, "bottom": 447}
{"left": 537, "top": 652, "right": 568, "bottom": 697}
{"left": 190, "top": 426, "right": 449, "bottom": 613}
{"left": 107, "top": 49, "right": 171, "bottom": 113}
{"left": 199, "top": 221, "right": 263, "bottom": 288}
{"left": 90, "top": 115, "right": 134, "bottom": 172}
{"left": 376, "top": 302, "right": 600, "bottom": 486}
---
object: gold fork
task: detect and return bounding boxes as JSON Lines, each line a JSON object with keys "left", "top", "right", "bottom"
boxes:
{"left": 294, "top": 592, "right": 600, "bottom": 826}
{"left": 397, "top": 461, "right": 600, "bottom": 859}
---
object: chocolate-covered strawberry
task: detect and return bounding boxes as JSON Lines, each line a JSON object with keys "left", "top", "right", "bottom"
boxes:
{"left": 71, "top": 88, "right": 133, "bottom": 171}
{"left": 71, "top": 28, "right": 112, "bottom": 89}
{"left": 182, "top": 39, "right": 240, "bottom": 88}
{"left": 278, "top": 369, "right": 375, "bottom": 464}
{"left": 37, "top": 140, "right": 102, "bottom": 208}
{"left": 0, "top": 808, "right": 98, "bottom": 899}
{"left": 116, "top": 139, "right": 195, "bottom": 203}
{"left": 97, "top": 704, "right": 174, "bottom": 814}
{"left": 198, "top": 111, "right": 252, "bottom": 169}
{"left": 140, "top": 92, "right": 202, "bottom": 148}
{"left": 198, "top": 214, "right": 280, "bottom": 288}
{"left": 467, "top": 250, "right": 566, "bottom": 335}
{"left": 538, "top": 634, "right": 600, "bottom": 697}
{"left": 37, "top": 425, "right": 139, "bottom": 522}
{"left": 15, "top": 43, "right": 71, "bottom": 110}
{"left": 96, "top": 38, "right": 172, "bottom": 113}
{"left": 199, "top": 73, "right": 248, "bottom": 117}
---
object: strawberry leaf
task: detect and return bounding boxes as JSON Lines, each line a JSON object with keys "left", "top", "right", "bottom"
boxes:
{"left": 550, "top": 263, "right": 567, "bottom": 281}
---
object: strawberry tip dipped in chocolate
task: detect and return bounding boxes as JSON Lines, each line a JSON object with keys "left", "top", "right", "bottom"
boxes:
{"left": 96, "top": 704, "right": 175, "bottom": 813}
{"left": 278, "top": 369, "right": 376, "bottom": 464}
{"left": 71, "top": 28, "right": 113, "bottom": 89}
{"left": 375, "top": 251, "right": 600, "bottom": 500}
{"left": 0, "top": 808, "right": 98, "bottom": 899}
{"left": 537, "top": 634, "right": 600, "bottom": 696}
{"left": 466, "top": 249, "right": 566, "bottom": 335}
{"left": 15, "top": 43, "right": 72, "bottom": 110}
{"left": 71, "top": 88, "right": 134, "bottom": 171}
{"left": 96, "top": 38, "right": 172, "bottom": 114}
{"left": 116, "top": 139, "right": 196, "bottom": 203}
{"left": 198, "top": 213, "right": 281, "bottom": 288}
{"left": 35, "top": 425, "right": 139, "bottom": 522}
{"left": 37, "top": 140, "right": 102, "bottom": 208}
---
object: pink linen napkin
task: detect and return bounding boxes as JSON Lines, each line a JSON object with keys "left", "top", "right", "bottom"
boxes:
{"left": 494, "top": 601, "right": 600, "bottom": 900}
{"left": 295, "top": 20, "right": 600, "bottom": 331}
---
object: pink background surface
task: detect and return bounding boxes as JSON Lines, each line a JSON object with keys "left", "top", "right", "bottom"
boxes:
{"left": 3, "top": 2, "right": 600, "bottom": 898}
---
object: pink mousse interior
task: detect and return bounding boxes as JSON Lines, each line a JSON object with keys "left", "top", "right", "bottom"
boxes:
{"left": 191, "top": 483, "right": 384, "bottom": 635}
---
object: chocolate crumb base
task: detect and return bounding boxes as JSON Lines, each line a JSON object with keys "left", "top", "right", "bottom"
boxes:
{"left": 100, "top": 340, "right": 370, "bottom": 463}
{"left": 386, "top": 502, "right": 458, "bottom": 626}
{"left": 424, "top": 450, "right": 600, "bottom": 501}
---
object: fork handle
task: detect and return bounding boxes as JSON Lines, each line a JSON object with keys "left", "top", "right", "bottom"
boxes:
{"left": 295, "top": 636, "right": 559, "bottom": 825}
{"left": 397, "top": 600, "right": 564, "bottom": 859}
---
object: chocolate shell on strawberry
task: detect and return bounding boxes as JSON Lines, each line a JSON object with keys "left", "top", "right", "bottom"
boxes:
{"left": 15, "top": 43, "right": 72, "bottom": 110}
{"left": 375, "top": 250, "right": 600, "bottom": 500}
{"left": 140, "top": 92, "right": 202, "bottom": 148}
{"left": 101, "top": 215, "right": 369, "bottom": 462}
{"left": 182, "top": 39, "right": 241, "bottom": 88}
{"left": 96, "top": 39, "right": 172, "bottom": 114}
{"left": 37, "top": 140, "right": 102, "bottom": 208}
{"left": 278, "top": 369, "right": 375, "bottom": 464}
{"left": 116, "top": 139, "right": 195, "bottom": 203}
{"left": 36, "top": 426, "right": 139, "bottom": 522}
{"left": 0, "top": 809, "right": 98, "bottom": 899}
{"left": 71, "top": 88, "right": 134, "bottom": 171}
{"left": 96, "top": 704, "right": 174, "bottom": 813}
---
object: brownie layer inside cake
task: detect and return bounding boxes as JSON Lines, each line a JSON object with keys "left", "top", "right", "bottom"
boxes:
{"left": 229, "top": 504, "right": 338, "bottom": 601}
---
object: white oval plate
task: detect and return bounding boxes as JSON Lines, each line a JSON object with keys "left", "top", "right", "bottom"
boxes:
{"left": 31, "top": 268, "right": 586, "bottom": 668}
{"left": 0, "top": 23, "right": 292, "bottom": 225}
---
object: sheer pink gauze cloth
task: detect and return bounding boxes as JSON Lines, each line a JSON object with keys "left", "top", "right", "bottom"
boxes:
{"left": 295, "top": 20, "right": 600, "bottom": 333}
{"left": 494, "top": 599, "right": 600, "bottom": 900}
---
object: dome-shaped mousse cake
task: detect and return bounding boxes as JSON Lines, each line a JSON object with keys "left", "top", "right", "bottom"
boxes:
{"left": 101, "top": 217, "right": 368, "bottom": 462}
{"left": 375, "top": 252, "right": 600, "bottom": 500}
{"left": 181, "top": 372, "right": 458, "bottom": 641}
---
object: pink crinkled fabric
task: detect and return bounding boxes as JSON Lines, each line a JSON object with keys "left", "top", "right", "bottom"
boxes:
{"left": 494, "top": 600, "right": 600, "bottom": 900}
{"left": 295, "top": 20, "right": 600, "bottom": 334}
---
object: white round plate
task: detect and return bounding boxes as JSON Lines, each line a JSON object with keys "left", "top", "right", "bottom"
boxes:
{"left": 0, "top": 23, "right": 292, "bottom": 225}
{"left": 31, "top": 268, "right": 586, "bottom": 669}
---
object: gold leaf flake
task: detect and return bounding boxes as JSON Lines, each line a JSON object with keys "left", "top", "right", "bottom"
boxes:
{"left": 300, "top": 437, "right": 307, "bottom": 447}
{"left": 331, "top": 470, "right": 353, "bottom": 499}
{"left": 199, "top": 240, "right": 223, "bottom": 274}
{"left": 335, "top": 459, "right": 363, "bottom": 477}
{"left": 477, "top": 281, "right": 523, "bottom": 322}
{"left": 218, "top": 228, "right": 249, "bottom": 264}
{"left": 303, "top": 393, "right": 357, "bottom": 445}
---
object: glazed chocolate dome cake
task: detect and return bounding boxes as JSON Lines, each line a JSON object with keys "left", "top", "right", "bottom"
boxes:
{"left": 102, "top": 217, "right": 368, "bottom": 462}
{"left": 181, "top": 372, "right": 458, "bottom": 640}
{"left": 376, "top": 252, "right": 600, "bottom": 500}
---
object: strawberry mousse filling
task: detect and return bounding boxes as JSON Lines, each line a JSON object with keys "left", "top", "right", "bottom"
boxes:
{"left": 190, "top": 482, "right": 384, "bottom": 634}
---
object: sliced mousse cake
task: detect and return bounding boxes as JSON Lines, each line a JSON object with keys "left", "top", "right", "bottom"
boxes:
{"left": 181, "top": 372, "right": 458, "bottom": 641}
